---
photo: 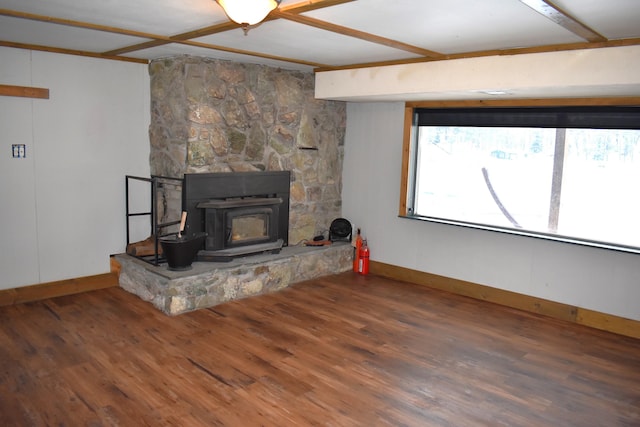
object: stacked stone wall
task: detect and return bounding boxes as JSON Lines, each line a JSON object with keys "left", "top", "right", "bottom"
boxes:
{"left": 148, "top": 56, "right": 346, "bottom": 244}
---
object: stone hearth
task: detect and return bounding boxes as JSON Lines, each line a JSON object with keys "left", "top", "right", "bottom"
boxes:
{"left": 117, "top": 242, "right": 352, "bottom": 316}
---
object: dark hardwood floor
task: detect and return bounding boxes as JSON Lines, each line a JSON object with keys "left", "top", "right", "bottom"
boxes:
{"left": 1, "top": 272, "right": 639, "bottom": 426}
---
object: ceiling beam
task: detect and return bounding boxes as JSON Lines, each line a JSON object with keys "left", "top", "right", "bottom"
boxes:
{"left": 519, "top": 0, "right": 607, "bottom": 42}
{"left": 101, "top": 22, "right": 238, "bottom": 56}
{"left": 278, "top": 0, "right": 356, "bottom": 14}
{"left": 102, "top": 35, "right": 328, "bottom": 69}
{"left": 103, "top": 0, "right": 355, "bottom": 57}
{"left": 0, "top": 8, "right": 172, "bottom": 41}
{"left": 313, "top": 37, "right": 640, "bottom": 72}
{"left": 0, "top": 8, "right": 328, "bottom": 68}
{"left": 273, "top": 11, "right": 444, "bottom": 59}
{"left": 0, "top": 0, "right": 628, "bottom": 70}
{"left": 0, "top": 41, "right": 148, "bottom": 64}
{"left": 113, "top": 38, "right": 329, "bottom": 68}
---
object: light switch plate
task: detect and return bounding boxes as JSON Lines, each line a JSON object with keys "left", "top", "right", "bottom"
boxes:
{"left": 12, "top": 144, "right": 26, "bottom": 158}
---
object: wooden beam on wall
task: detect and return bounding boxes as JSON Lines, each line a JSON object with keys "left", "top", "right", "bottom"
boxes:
{"left": 398, "top": 106, "right": 414, "bottom": 217}
{"left": 0, "top": 84, "right": 49, "bottom": 99}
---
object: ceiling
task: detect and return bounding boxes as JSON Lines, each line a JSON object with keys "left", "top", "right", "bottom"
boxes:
{"left": 1, "top": 0, "right": 639, "bottom": 75}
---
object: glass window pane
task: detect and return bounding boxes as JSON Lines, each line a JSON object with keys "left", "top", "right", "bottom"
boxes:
{"left": 559, "top": 129, "right": 640, "bottom": 247}
{"left": 412, "top": 123, "right": 640, "bottom": 252}
{"left": 415, "top": 126, "right": 556, "bottom": 230}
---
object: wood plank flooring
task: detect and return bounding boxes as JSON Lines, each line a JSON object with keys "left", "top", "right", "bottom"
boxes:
{"left": 1, "top": 272, "right": 639, "bottom": 426}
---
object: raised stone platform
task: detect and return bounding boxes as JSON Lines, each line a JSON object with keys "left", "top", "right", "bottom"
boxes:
{"left": 116, "top": 242, "right": 352, "bottom": 316}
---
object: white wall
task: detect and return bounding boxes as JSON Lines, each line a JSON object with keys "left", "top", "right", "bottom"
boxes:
{"left": 0, "top": 48, "right": 150, "bottom": 289}
{"left": 342, "top": 102, "right": 640, "bottom": 321}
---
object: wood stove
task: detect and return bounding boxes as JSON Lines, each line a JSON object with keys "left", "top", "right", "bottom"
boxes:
{"left": 182, "top": 171, "right": 290, "bottom": 261}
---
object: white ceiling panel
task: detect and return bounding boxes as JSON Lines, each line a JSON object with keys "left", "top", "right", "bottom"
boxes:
{"left": 0, "top": 0, "right": 638, "bottom": 74}
{"left": 0, "top": 0, "right": 225, "bottom": 34}
{"left": 195, "top": 19, "right": 423, "bottom": 68}
{"left": 552, "top": 0, "right": 640, "bottom": 40}
{"left": 0, "top": 15, "right": 149, "bottom": 52}
{"left": 305, "top": 0, "right": 584, "bottom": 54}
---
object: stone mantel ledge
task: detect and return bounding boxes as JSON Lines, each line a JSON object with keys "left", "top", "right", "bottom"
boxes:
{"left": 116, "top": 242, "right": 352, "bottom": 316}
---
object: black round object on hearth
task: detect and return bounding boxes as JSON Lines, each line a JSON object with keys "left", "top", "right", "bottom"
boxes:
{"left": 329, "top": 218, "right": 352, "bottom": 242}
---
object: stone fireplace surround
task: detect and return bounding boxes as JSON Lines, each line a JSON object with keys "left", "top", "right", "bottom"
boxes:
{"left": 118, "top": 56, "right": 350, "bottom": 314}
{"left": 148, "top": 56, "right": 346, "bottom": 245}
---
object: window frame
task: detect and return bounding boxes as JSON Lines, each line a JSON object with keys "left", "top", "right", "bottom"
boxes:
{"left": 399, "top": 97, "right": 640, "bottom": 254}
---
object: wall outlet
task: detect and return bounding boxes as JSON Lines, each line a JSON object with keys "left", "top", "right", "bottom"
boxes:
{"left": 12, "top": 144, "right": 26, "bottom": 158}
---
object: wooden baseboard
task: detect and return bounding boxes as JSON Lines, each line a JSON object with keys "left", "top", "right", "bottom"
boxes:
{"left": 371, "top": 261, "right": 640, "bottom": 340}
{"left": 0, "top": 272, "right": 118, "bottom": 307}
{"left": 2, "top": 258, "right": 637, "bottom": 339}
{"left": 110, "top": 255, "right": 121, "bottom": 277}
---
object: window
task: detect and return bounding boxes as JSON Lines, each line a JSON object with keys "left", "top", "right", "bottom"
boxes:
{"left": 403, "top": 106, "right": 640, "bottom": 253}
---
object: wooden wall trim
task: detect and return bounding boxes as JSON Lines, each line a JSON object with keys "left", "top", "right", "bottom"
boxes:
{"left": 406, "top": 97, "right": 640, "bottom": 108}
{"left": 398, "top": 106, "right": 413, "bottom": 216}
{"left": 400, "top": 97, "right": 640, "bottom": 215}
{"left": 370, "top": 260, "right": 640, "bottom": 340}
{"left": 0, "top": 272, "right": 118, "bottom": 307}
{"left": 576, "top": 308, "right": 640, "bottom": 340}
{"left": 3, "top": 256, "right": 637, "bottom": 340}
{"left": 0, "top": 84, "right": 49, "bottom": 99}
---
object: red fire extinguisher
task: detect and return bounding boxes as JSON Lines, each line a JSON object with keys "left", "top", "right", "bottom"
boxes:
{"left": 358, "top": 239, "right": 370, "bottom": 275}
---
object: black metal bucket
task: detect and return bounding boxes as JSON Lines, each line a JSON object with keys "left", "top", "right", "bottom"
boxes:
{"left": 160, "top": 232, "right": 207, "bottom": 271}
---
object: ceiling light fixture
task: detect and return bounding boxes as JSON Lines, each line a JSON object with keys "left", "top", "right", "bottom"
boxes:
{"left": 215, "top": 0, "right": 281, "bottom": 35}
